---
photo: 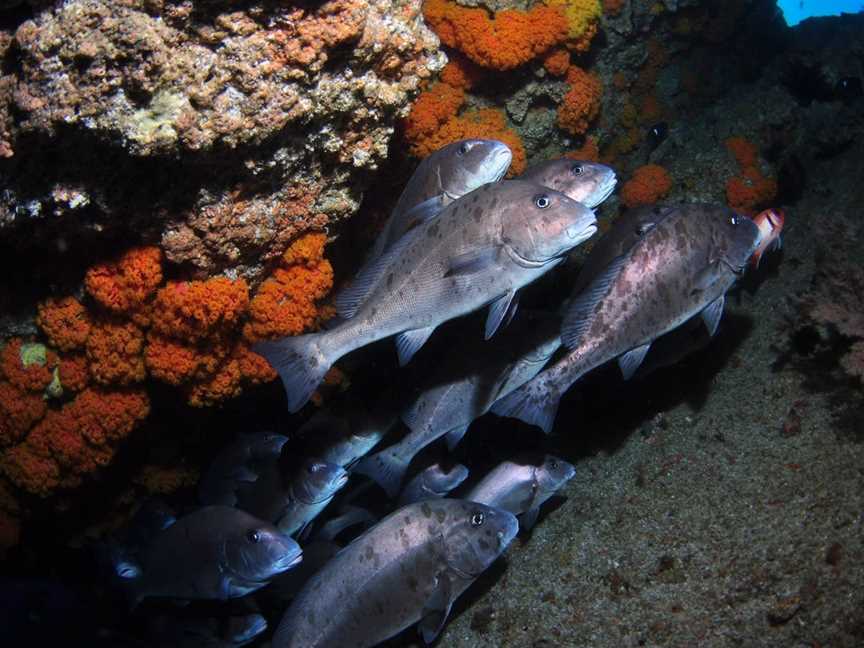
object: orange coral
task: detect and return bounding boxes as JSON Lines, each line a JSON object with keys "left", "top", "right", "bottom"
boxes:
{"left": 424, "top": 0, "right": 569, "bottom": 70}
{"left": 543, "top": 48, "right": 571, "bottom": 77}
{"left": 36, "top": 297, "right": 91, "bottom": 351}
{"left": 235, "top": 344, "right": 277, "bottom": 384}
{"left": 86, "top": 319, "right": 146, "bottom": 386}
{"left": 187, "top": 357, "right": 244, "bottom": 408}
{"left": 724, "top": 137, "right": 776, "bottom": 215}
{"left": 402, "top": 82, "right": 465, "bottom": 145}
{"left": 0, "top": 382, "right": 46, "bottom": 447}
{"left": 58, "top": 354, "right": 89, "bottom": 392}
{"left": 405, "top": 107, "right": 527, "bottom": 174}
{"left": 621, "top": 164, "right": 673, "bottom": 208}
{"left": 1, "top": 339, "right": 57, "bottom": 393}
{"left": 244, "top": 233, "right": 334, "bottom": 342}
{"left": 85, "top": 247, "right": 163, "bottom": 315}
{"left": 557, "top": 65, "right": 603, "bottom": 136}
{"left": 603, "top": 0, "right": 625, "bottom": 15}
{"left": 151, "top": 277, "right": 249, "bottom": 343}
{"left": 565, "top": 137, "right": 600, "bottom": 162}
{"left": 144, "top": 333, "right": 226, "bottom": 386}
{"left": 133, "top": 464, "right": 199, "bottom": 495}
{"left": 1, "top": 388, "right": 149, "bottom": 496}
{"left": 439, "top": 55, "right": 485, "bottom": 90}
{"left": 725, "top": 136, "right": 759, "bottom": 168}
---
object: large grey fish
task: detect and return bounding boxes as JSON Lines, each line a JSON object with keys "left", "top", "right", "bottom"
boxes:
{"left": 237, "top": 457, "right": 349, "bottom": 536}
{"left": 272, "top": 499, "right": 518, "bottom": 648}
{"left": 492, "top": 203, "right": 761, "bottom": 433}
{"left": 119, "top": 506, "right": 302, "bottom": 604}
{"left": 465, "top": 455, "right": 576, "bottom": 530}
{"left": 368, "top": 138, "right": 513, "bottom": 261}
{"left": 258, "top": 180, "right": 598, "bottom": 412}
{"left": 198, "top": 432, "right": 289, "bottom": 506}
{"left": 296, "top": 398, "right": 399, "bottom": 468}
{"left": 354, "top": 310, "right": 562, "bottom": 497}
{"left": 397, "top": 463, "right": 469, "bottom": 506}
{"left": 520, "top": 159, "right": 617, "bottom": 208}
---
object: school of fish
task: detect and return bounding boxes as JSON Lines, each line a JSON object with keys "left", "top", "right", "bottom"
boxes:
{"left": 102, "top": 139, "right": 784, "bottom": 647}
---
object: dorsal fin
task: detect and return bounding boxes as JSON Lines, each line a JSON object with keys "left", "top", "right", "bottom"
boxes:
{"left": 561, "top": 253, "right": 629, "bottom": 350}
{"left": 333, "top": 223, "right": 423, "bottom": 319}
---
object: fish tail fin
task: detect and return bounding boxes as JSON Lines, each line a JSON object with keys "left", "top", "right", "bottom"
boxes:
{"left": 254, "top": 333, "right": 332, "bottom": 413}
{"left": 490, "top": 383, "right": 560, "bottom": 435}
{"left": 353, "top": 448, "right": 410, "bottom": 499}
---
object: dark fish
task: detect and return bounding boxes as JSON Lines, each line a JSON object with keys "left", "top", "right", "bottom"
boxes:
{"left": 355, "top": 311, "right": 562, "bottom": 496}
{"left": 148, "top": 612, "right": 268, "bottom": 647}
{"left": 272, "top": 499, "right": 518, "bottom": 647}
{"left": 258, "top": 180, "right": 598, "bottom": 412}
{"left": 120, "top": 506, "right": 302, "bottom": 603}
{"left": 397, "top": 463, "right": 469, "bottom": 506}
{"left": 297, "top": 399, "right": 399, "bottom": 468}
{"left": 519, "top": 159, "right": 617, "bottom": 208}
{"left": 465, "top": 455, "right": 575, "bottom": 530}
{"left": 492, "top": 203, "right": 760, "bottom": 433}
{"left": 647, "top": 122, "right": 668, "bottom": 149}
{"left": 198, "top": 433, "right": 289, "bottom": 506}
{"left": 237, "top": 457, "right": 349, "bottom": 536}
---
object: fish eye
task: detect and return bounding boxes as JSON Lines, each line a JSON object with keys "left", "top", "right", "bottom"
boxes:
{"left": 550, "top": 460, "right": 559, "bottom": 470}
{"left": 635, "top": 222, "right": 654, "bottom": 236}
{"left": 247, "top": 529, "right": 261, "bottom": 543}
{"left": 730, "top": 214, "right": 739, "bottom": 225}
{"left": 470, "top": 512, "right": 485, "bottom": 527}
{"left": 458, "top": 142, "right": 471, "bottom": 156}
{"left": 570, "top": 164, "right": 584, "bottom": 176}
{"left": 534, "top": 194, "right": 551, "bottom": 209}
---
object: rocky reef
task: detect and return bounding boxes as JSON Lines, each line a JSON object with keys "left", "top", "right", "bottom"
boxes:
{"left": 0, "top": 0, "right": 863, "bottom": 645}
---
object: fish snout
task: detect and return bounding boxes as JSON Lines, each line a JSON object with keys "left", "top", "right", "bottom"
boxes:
{"left": 495, "top": 509, "right": 520, "bottom": 550}
{"left": 491, "top": 144, "right": 513, "bottom": 180}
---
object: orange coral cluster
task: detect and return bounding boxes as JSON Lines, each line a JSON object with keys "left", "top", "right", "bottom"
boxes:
{"left": 724, "top": 137, "right": 777, "bottom": 215}
{"left": 424, "top": 0, "right": 569, "bottom": 71}
{"left": 543, "top": 48, "right": 571, "bottom": 77}
{"left": 244, "top": 232, "right": 334, "bottom": 342}
{"left": 557, "top": 66, "right": 603, "bottom": 136}
{"left": 0, "top": 388, "right": 149, "bottom": 496}
{"left": 0, "top": 232, "right": 334, "bottom": 498}
{"left": 621, "top": 164, "right": 673, "bottom": 208}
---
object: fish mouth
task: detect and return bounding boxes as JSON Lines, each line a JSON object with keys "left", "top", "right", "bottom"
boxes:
{"left": 566, "top": 222, "right": 598, "bottom": 244}
{"left": 587, "top": 176, "right": 618, "bottom": 208}
{"left": 275, "top": 550, "right": 303, "bottom": 572}
{"left": 335, "top": 472, "right": 350, "bottom": 489}
{"left": 491, "top": 148, "right": 513, "bottom": 181}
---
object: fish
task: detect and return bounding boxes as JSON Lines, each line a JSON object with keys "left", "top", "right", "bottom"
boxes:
{"left": 147, "top": 613, "right": 268, "bottom": 647}
{"left": 198, "top": 432, "right": 289, "bottom": 506}
{"left": 272, "top": 499, "right": 519, "bottom": 648}
{"left": 492, "top": 203, "right": 761, "bottom": 433}
{"left": 519, "top": 158, "right": 617, "bottom": 208}
{"left": 268, "top": 505, "right": 377, "bottom": 603}
{"left": 118, "top": 506, "right": 302, "bottom": 604}
{"left": 237, "top": 457, "right": 350, "bottom": 537}
{"left": 465, "top": 455, "right": 576, "bottom": 530}
{"left": 397, "top": 463, "right": 470, "bottom": 506}
{"left": 749, "top": 207, "right": 785, "bottom": 268}
{"left": 296, "top": 398, "right": 399, "bottom": 468}
{"left": 367, "top": 138, "right": 513, "bottom": 260}
{"left": 257, "top": 180, "right": 598, "bottom": 412}
{"left": 354, "top": 310, "right": 562, "bottom": 497}
{"left": 103, "top": 499, "right": 178, "bottom": 581}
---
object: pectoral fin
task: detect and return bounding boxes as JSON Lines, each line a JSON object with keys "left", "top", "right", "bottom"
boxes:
{"left": 445, "top": 246, "right": 502, "bottom": 278}
{"left": 418, "top": 574, "right": 454, "bottom": 644}
{"left": 520, "top": 506, "right": 540, "bottom": 531}
{"left": 485, "top": 290, "right": 516, "bottom": 340}
{"left": 701, "top": 295, "right": 725, "bottom": 337}
{"left": 444, "top": 424, "right": 469, "bottom": 451}
{"left": 396, "top": 325, "right": 437, "bottom": 366}
{"left": 618, "top": 343, "right": 651, "bottom": 380}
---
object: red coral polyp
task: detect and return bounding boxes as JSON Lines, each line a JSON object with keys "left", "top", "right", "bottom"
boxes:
{"left": 621, "top": 164, "right": 673, "bottom": 208}
{"left": 36, "top": 297, "right": 92, "bottom": 351}
{"left": 151, "top": 277, "right": 250, "bottom": 343}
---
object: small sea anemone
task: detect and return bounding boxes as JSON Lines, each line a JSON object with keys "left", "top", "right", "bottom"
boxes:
{"left": 36, "top": 297, "right": 92, "bottom": 352}
{"left": 85, "top": 246, "right": 163, "bottom": 315}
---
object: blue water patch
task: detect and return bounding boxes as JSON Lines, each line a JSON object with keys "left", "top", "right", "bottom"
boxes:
{"left": 778, "top": 0, "right": 864, "bottom": 26}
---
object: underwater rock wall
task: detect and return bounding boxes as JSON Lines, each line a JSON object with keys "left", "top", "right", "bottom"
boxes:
{"left": 0, "top": 0, "right": 443, "bottom": 277}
